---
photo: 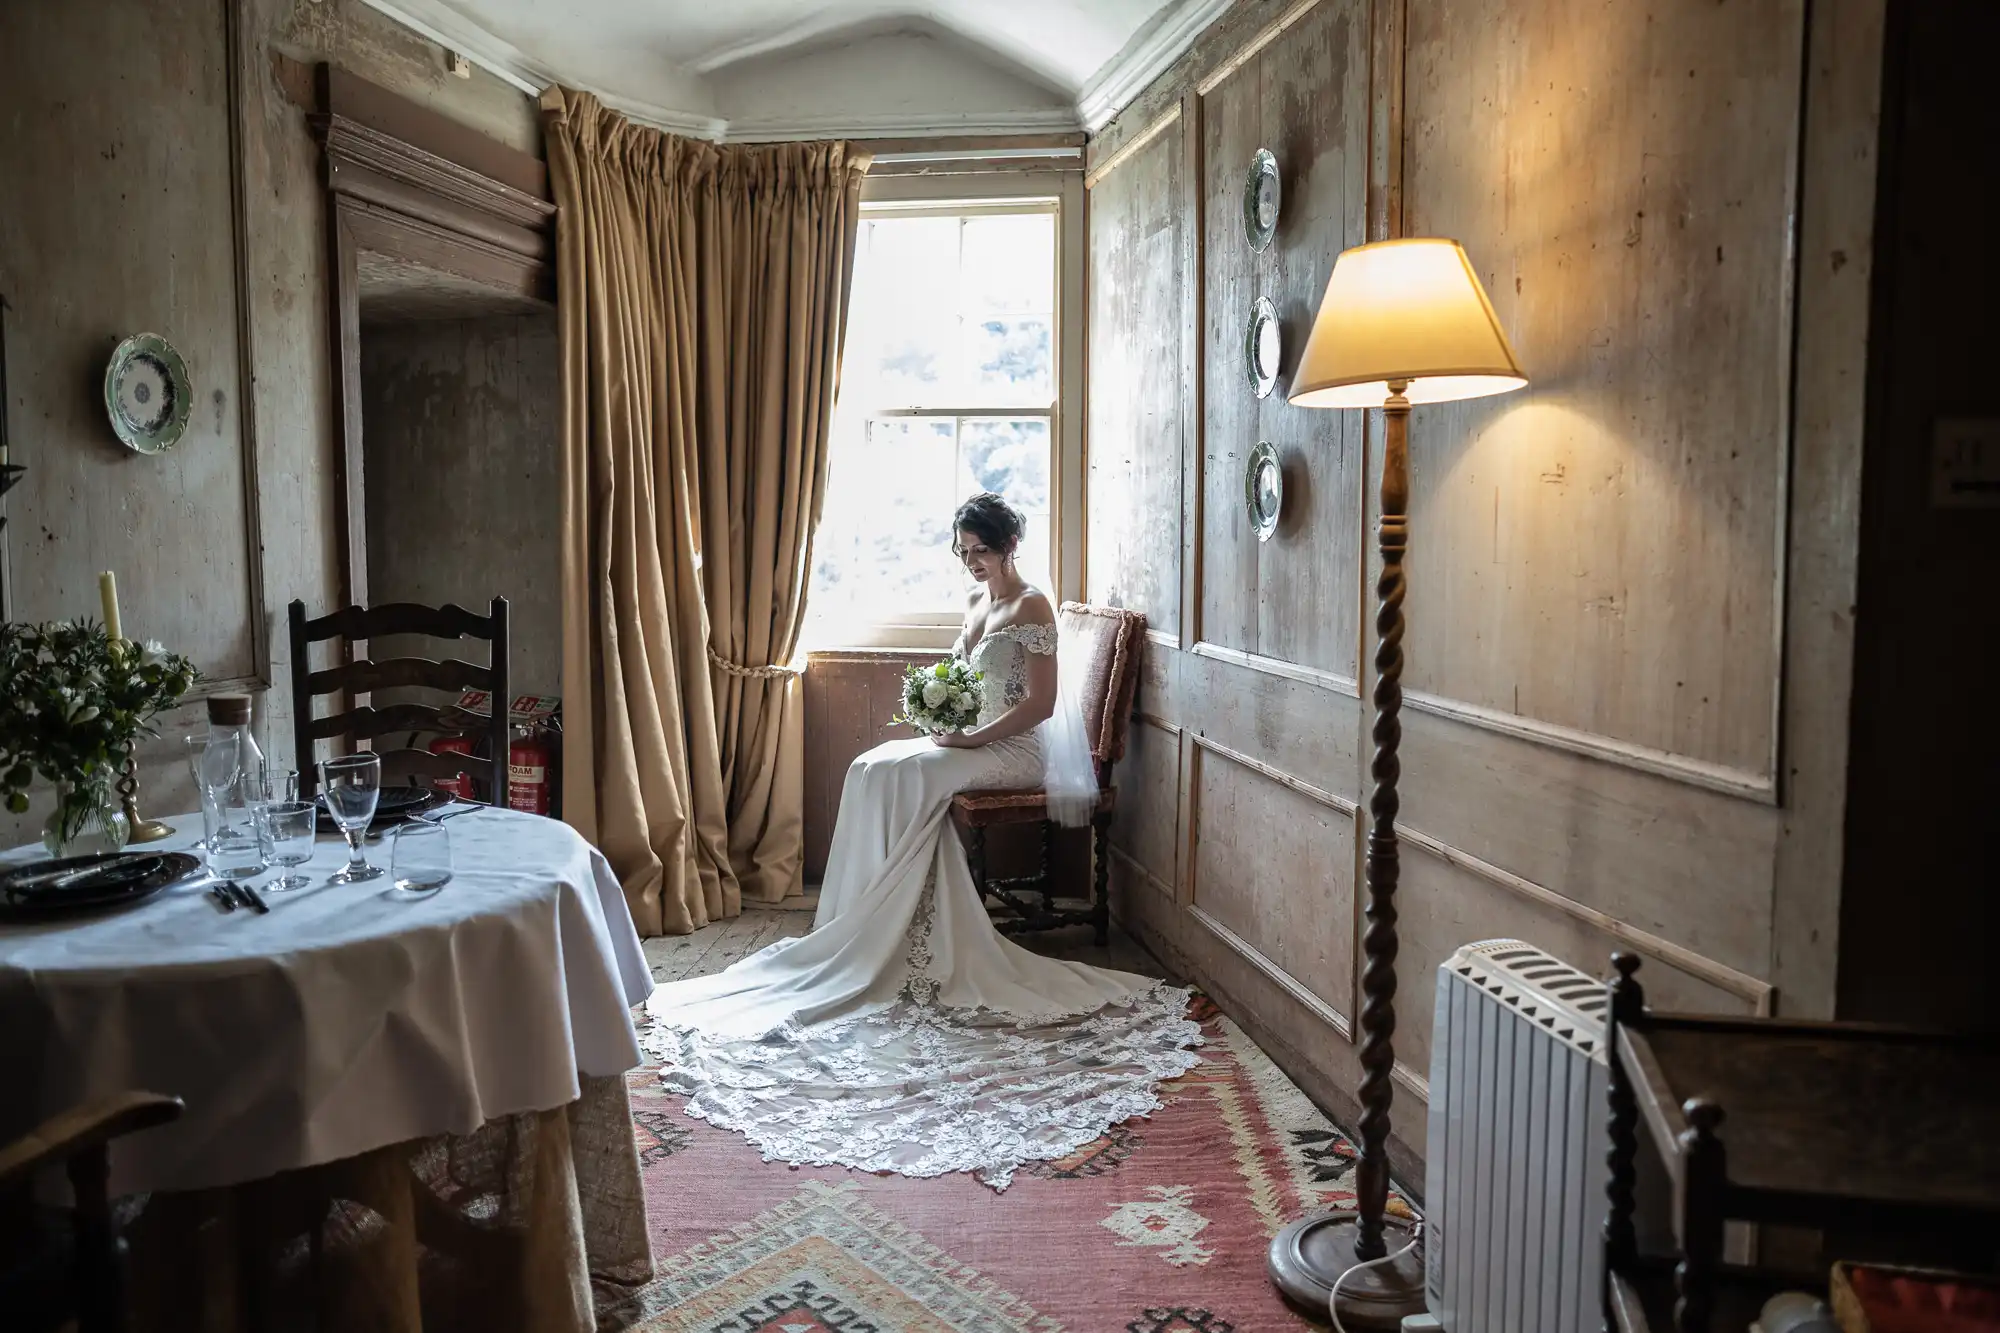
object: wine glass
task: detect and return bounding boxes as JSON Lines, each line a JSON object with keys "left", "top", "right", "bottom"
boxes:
{"left": 318, "top": 753, "right": 383, "bottom": 883}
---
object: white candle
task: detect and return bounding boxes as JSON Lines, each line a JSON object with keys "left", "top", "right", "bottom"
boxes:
{"left": 98, "top": 570, "right": 122, "bottom": 641}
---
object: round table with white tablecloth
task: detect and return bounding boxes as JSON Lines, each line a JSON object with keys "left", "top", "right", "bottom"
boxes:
{"left": 0, "top": 807, "right": 657, "bottom": 1332}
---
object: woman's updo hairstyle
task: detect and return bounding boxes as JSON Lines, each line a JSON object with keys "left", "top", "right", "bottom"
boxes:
{"left": 953, "top": 492, "right": 1026, "bottom": 555}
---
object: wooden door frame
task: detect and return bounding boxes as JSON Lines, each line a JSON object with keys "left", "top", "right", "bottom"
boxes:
{"left": 311, "top": 64, "right": 554, "bottom": 611}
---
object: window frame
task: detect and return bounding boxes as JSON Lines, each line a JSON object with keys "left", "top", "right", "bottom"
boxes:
{"left": 808, "top": 167, "right": 1085, "bottom": 652}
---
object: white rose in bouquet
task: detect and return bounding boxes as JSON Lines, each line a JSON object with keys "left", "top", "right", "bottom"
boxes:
{"left": 922, "top": 679, "right": 948, "bottom": 708}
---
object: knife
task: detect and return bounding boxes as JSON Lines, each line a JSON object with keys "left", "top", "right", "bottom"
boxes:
{"left": 226, "top": 880, "right": 270, "bottom": 915}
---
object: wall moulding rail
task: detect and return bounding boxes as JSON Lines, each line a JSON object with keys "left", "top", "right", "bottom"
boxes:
{"left": 1190, "top": 641, "right": 1361, "bottom": 698}
{"left": 1395, "top": 820, "right": 1776, "bottom": 1014}
{"left": 1403, "top": 689, "right": 1779, "bottom": 804}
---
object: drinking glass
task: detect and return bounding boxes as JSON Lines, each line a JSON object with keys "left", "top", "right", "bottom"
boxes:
{"left": 184, "top": 734, "right": 232, "bottom": 852}
{"left": 390, "top": 820, "right": 452, "bottom": 892}
{"left": 260, "top": 799, "right": 317, "bottom": 891}
{"left": 318, "top": 753, "right": 383, "bottom": 883}
{"left": 260, "top": 766, "right": 299, "bottom": 804}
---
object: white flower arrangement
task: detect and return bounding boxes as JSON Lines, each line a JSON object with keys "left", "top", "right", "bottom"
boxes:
{"left": 895, "top": 657, "right": 985, "bottom": 736}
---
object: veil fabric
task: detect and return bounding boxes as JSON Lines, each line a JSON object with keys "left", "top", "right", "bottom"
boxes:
{"left": 1039, "top": 618, "right": 1099, "bottom": 828}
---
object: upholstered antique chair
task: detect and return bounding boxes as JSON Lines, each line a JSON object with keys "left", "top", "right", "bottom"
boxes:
{"left": 950, "top": 602, "right": 1145, "bottom": 946}
{"left": 288, "top": 598, "right": 512, "bottom": 804}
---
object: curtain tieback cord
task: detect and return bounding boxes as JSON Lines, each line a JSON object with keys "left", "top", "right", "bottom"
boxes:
{"left": 706, "top": 645, "right": 803, "bottom": 680}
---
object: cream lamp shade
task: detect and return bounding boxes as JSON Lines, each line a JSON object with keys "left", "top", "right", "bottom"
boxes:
{"left": 1289, "top": 238, "right": 1527, "bottom": 409}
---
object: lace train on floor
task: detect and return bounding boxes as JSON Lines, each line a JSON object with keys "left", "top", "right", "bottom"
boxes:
{"left": 644, "top": 880, "right": 1204, "bottom": 1190}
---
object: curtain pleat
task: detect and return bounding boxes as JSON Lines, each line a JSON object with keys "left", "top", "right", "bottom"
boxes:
{"left": 542, "top": 88, "right": 866, "bottom": 932}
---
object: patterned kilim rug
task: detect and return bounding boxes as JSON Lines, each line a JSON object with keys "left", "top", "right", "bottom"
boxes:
{"left": 603, "top": 996, "right": 1416, "bottom": 1333}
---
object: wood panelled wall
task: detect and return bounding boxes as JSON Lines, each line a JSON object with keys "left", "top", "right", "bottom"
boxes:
{"left": 1083, "top": 0, "right": 1884, "bottom": 1172}
{"left": 0, "top": 0, "right": 539, "bottom": 848}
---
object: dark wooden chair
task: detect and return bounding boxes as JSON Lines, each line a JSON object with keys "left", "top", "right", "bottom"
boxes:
{"left": 0, "top": 1092, "right": 183, "bottom": 1333}
{"left": 1602, "top": 953, "right": 2000, "bottom": 1333}
{"left": 288, "top": 598, "right": 511, "bottom": 804}
{"left": 951, "top": 602, "right": 1145, "bottom": 947}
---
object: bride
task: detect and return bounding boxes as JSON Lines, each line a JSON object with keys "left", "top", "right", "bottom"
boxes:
{"left": 645, "top": 492, "right": 1202, "bottom": 1188}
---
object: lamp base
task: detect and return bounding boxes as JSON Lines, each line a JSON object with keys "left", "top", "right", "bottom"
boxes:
{"left": 1267, "top": 1210, "right": 1426, "bottom": 1329}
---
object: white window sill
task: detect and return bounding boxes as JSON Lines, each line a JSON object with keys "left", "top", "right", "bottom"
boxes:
{"left": 802, "top": 622, "right": 958, "bottom": 655}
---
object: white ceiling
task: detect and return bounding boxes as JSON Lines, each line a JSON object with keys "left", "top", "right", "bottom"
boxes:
{"left": 360, "top": 0, "right": 1231, "bottom": 139}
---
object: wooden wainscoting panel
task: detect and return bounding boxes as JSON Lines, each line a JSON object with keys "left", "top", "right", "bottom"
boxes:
{"left": 1395, "top": 0, "right": 1806, "bottom": 780}
{"left": 1111, "top": 715, "right": 1183, "bottom": 897}
{"left": 1196, "top": 51, "right": 1261, "bottom": 656}
{"left": 1157, "top": 646, "right": 1366, "bottom": 807}
{"left": 1245, "top": 0, "right": 1367, "bottom": 680}
{"left": 1189, "top": 738, "right": 1357, "bottom": 1028}
{"left": 802, "top": 652, "right": 922, "bottom": 880}
{"left": 1394, "top": 843, "right": 1760, "bottom": 1081}
{"left": 1195, "top": 0, "right": 1368, "bottom": 680}
{"left": 1396, "top": 707, "right": 1778, "bottom": 980}
{"left": 1113, "top": 853, "right": 1425, "bottom": 1186}
{"left": 1086, "top": 108, "right": 1186, "bottom": 634}
{"left": 2, "top": 0, "right": 266, "bottom": 684}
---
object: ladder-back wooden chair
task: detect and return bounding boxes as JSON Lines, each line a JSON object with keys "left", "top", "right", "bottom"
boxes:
{"left": 950, "top": 602, "right": 1145, "bottom": 946}
{"left": 288, "top": 598, "right": 510, "bottom": 804}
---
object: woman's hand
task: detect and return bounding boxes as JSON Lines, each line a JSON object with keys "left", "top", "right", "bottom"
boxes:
{"left": 932, "top": 728, "right": 977, "bottom": 749}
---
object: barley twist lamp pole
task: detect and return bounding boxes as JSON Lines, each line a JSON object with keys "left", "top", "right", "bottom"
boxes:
{"left": 1266, "top": 239, "right": 1527, "bottom": 1327}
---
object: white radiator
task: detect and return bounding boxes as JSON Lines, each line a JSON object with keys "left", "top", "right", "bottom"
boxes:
{"left": 1422, "top": 939, "right": 1611, "bottom": 1333}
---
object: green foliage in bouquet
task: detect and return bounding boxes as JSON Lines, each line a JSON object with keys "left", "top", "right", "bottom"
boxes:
{"left": 895, "top": 657, "right": 985, "bottom": 736}
{"left": 0, "top": 620, "right": 198, "bottom": 814}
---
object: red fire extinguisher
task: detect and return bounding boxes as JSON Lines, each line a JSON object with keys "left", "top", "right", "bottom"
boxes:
{"left": 429, "top": 735, "right": 477, "bottom": 802}
{"left": 508, "top": 724, "right": 553, "bottom": 816}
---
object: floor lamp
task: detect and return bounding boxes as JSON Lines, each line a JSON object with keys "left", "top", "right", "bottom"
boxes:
{"left": 1266, "top": 239, "right": 1527, "bottom": 1327}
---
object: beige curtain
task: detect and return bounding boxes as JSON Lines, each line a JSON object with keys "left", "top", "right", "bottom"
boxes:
{"left": 542, "top": 88, "right": 867, "bottom": 932}
{"left": 696, "top": 130, "right": 868, "bottom": 906}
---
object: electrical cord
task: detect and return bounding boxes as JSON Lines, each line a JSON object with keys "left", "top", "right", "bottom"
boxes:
{"left": 1327, "top": 1220, "right": 1426, "bottom": 1333}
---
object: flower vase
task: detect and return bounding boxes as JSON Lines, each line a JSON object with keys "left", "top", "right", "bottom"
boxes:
{"left": 42, "top": 775, "right": 132, "bottom": 858}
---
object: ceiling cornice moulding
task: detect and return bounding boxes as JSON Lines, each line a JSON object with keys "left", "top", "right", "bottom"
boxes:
{"left": 359, "top": 0, "right": 1217, "bottom": 145}
{"left": 725, "top": 107, "right": 1082, "bottom": 143}
{"left": 1074, "top": 0, "right": 1232, "bottom": 133}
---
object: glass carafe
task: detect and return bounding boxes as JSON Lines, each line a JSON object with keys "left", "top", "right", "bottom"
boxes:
{"left": 200, "top": 694, "right": 270, "bottom": 877}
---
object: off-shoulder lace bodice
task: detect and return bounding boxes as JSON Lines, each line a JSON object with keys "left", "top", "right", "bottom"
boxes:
{"left": 955, "top": 621, "right": 1058, "bottom": 728}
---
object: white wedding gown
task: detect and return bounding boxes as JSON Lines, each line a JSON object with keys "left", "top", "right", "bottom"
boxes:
{"left": 643, "top": 622, "right": 1203, "bottom": 1188}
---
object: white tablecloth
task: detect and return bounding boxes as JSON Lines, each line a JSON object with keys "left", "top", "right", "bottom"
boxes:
{"left": 0, "top": 808, "right": 652, "bottom": 1196}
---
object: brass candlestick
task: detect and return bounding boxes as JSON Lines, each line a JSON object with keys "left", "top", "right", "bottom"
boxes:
{"left": 118, "top": 745, "right": 174, "bottom": 843}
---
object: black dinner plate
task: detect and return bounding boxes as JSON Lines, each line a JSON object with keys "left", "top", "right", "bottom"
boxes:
{"left": 0, "top": 851, "right": 202, "bottom": 922}
{"left": 314, "top": 785, "right": 449, "bottom": 832}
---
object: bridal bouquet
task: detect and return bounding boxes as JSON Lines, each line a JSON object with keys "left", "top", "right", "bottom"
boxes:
{"left": 895, "top": 658, "right": 984, "bottom": 736}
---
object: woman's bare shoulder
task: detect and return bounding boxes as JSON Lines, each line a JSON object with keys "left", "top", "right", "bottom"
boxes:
{"left": 987, "top": 587, "right": 1054, "bottom": 632}
{"left": 1015, "top": 589, "right": 1055, "bottom": 625}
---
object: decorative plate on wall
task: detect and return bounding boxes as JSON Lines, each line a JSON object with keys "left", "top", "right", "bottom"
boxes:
{"left": 1245, "top": 296, "right": 1282, "bottom": 398}
{"left": 1245, "top": 441, "right": 1283, "bottom": 542}
{"left": 103, "top": 333, "right": 192, "bottom": 456}
{"left": 1244, "top": 149, "right": 1281, "bottom": 252}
